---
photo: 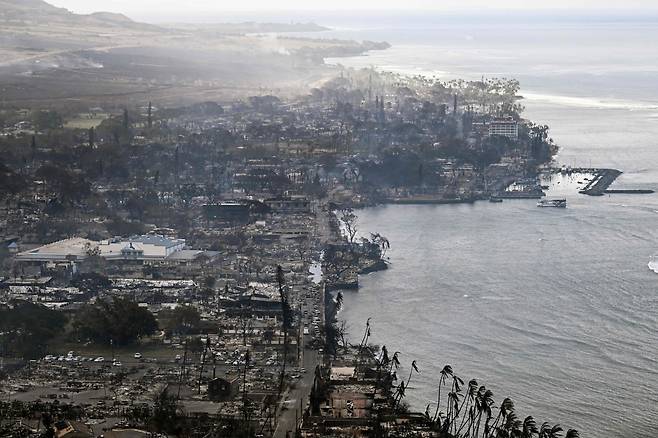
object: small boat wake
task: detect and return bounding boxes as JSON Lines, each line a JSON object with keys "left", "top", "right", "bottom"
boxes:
{"left": 649, "top": 255, "right": 658, "bottom": 275}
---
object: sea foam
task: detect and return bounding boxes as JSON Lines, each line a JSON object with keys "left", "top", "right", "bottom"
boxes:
{"left": 522, "top": 92, "right": 658, "bottom": 111}
{"left": 648, "top": 256, "right": 658, "bottom": 274}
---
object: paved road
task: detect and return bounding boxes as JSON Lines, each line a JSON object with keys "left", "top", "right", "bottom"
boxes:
{"left": 274, "top": 202, "right": 332, "bottom": 437}
{"left": 274, "top": 281, "right": 326, "bottom": 438}
{"left": 273, "top": 334, "right": 321, "bottom": 438}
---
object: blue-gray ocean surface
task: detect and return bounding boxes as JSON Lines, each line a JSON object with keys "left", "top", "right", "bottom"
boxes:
{"left": 313, "top": 12, "right": 658, "bottom": 438}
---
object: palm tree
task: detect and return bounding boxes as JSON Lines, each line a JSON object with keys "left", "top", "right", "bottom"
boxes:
{"left": 382, "top": 351, "right": 401, "bottom": 398}
{"left": 489, "top": 397, "right": 515, "bottom": 436}
{"left": 393, "top": 381, "right": 406, "bottom": 411}
{"left": 378, "top": 345, "right": 389, "bottom": 368}
{"left": 472, "top": 387, "right": 494, "bottom": 438}
{"left": 356, "top": 318, "right": 372, "bottom": 372}
{"left": 521, "top": 416, "right": 539, "bottom": 438}
{"left": 358, "top": 317, "right": 372, "bottom": 350}
{"left": 405, "top": 360, "right": 420, "bottom": 388}
{"left": 432, "top": 364, "right": 453, "bottom": 423}
{"left": 501, "top": 411, "right": 522, "bottom": 437}
{"left": 565, "top": 429, "right": 579, "bottom": 438}
{"left": 443, "top": 373, "right": 464, "bottom": 434}
{"left": 456, "top": 379, "right": 478, "bottom": 435}
{"left": 374, "top": 345, "right": 389, "bottom": 389}
{"left": 388, "top": 351, "right": 401, "bottom": 375}
{"left": 539, "top": 422, "right": 563, "bottom": 438}
{"left": 444, "top": 391, "right": 461, "bottom": 434}
{"left": 394, "top": 360, "right": 420, "bottom": 412}
{"left": 334, "top": 291, "right": 343, "bottom": 312}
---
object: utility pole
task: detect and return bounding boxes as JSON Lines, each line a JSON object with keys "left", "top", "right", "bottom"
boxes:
{"left": 178, "top": 338, "right": 188, "bottom": 401}
{"left": 242, "top": 350, "right": 251, "bottom": 425}
{"left": 198, "top": 336, "right": 211, "bottom": 394}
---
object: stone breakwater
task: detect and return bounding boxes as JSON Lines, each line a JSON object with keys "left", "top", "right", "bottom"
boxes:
{"left": 578, "top": 168, "right": 622, "bottom": 196}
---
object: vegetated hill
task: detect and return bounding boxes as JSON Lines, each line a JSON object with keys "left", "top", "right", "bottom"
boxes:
{"left": 88, "top": 11, "right": 134, "bottom": 23}
{"left": 0, "top": 0, "right": 162, "bottom": 31}
{"left": 0, "top": 0, "right": 70, "bottom": 19}
{"left": 0, "top": 0, "right": 391, "bottom": 108}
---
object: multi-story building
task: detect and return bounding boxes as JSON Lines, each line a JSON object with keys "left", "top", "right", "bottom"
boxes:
{"left": 488, "top": 117, "right": 519, "bottom": 139}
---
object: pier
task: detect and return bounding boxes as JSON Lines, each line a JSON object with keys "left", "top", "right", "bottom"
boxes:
{"left": 494, "top": 191, "right": 544, "bottom": 199}
{"left": 604, "top": 189, "right": 655, "bottom": 194}
{"left": 550, "top": 167, "right": 654, "bottom": 196}
{"left": 387, "top": 196, "right": 475, "bottom": 205}
{"left": 576, "top": 168, "right": 622, "bottom": 196}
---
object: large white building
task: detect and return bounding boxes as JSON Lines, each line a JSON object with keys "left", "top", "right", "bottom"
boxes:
{"left": 17, "top": 235, "right": 203, "bottom": 265}
{"left": 488, "top": 118, "right": 519, "bottom": 139}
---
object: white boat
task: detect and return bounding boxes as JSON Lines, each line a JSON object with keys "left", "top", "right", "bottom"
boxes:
{"left": 537, "top": 198, "right": 567, "bottom": 208}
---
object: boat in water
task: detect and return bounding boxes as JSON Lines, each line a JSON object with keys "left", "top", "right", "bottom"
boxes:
{"left": 537, "top": 198, "right": 567, "bottom": 208}
{"left": 649, "top": 255, "right": 658, "bottom": 275}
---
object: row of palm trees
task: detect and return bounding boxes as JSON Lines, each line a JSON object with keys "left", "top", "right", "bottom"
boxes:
{"left": 357, "top": 320, "right": 579, "bottom": 438}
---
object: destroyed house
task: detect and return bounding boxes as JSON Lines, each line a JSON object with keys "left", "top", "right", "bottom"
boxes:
{"left": 203, "top": 200, "right": 270, "bottom": 223}
{"left": 265, "top": 196, "right": 311, "bottom": 214}
{"left": 208, "top": 376, "right": 240, "bottom": 401}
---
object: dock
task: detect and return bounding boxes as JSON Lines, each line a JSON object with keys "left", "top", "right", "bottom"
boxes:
{"left": 577, "top": 169, "right": 622, "bottom": 196}
{"left": 386, "top": 196, "right": 475, "bottom": 205}
{"left": 604, "top": 189, "right": 655, "bottom": 195}
{"left": 549, "top": 167, "right": 654, "bottom": 196}
{"left": 494, "top": 191, "right": 544, "bottom": 199}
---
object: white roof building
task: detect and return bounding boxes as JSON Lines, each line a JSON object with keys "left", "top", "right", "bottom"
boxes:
{"left": 17, "top": 235, "right": 201, "bottom": 264}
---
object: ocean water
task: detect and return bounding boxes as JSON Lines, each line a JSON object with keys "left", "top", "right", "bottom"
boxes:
{"left": 311, "top": 12, "right": 658, "bottom": 437}
{"left": 341, "top": 199, "right": 658, "bottom": 437}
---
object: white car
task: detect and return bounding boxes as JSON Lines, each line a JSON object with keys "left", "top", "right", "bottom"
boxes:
{"left": 94, "top": 357, "right": 105, "bottom": 362}
{"left": 113, "top": 361, "right": 122, "bottom": 367}
{"left": 134, "top": 353, "right": 142, "bottom": 359}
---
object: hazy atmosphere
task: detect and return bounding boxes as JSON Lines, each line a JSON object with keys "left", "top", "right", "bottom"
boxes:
{"left": 47, "top": 0, "right": 658, "bottom": 20}
{"left": 1, "top": 0, "right": 656, "bottom": 437}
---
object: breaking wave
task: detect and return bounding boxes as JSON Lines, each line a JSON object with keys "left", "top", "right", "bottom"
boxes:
{"left": 649, "top": 255, "right": 658, "bottom": 274}
{"left": 522, "top": 92, "right": 658, "bottom": 111}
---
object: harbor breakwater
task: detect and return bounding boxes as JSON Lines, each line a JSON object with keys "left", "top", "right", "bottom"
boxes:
{"left": 578, "top": 168, "right": 622, "bottom": 196}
